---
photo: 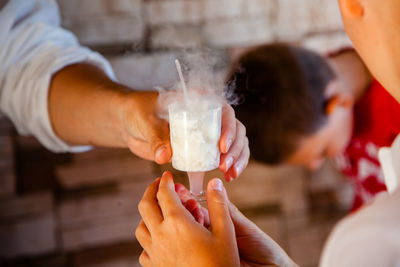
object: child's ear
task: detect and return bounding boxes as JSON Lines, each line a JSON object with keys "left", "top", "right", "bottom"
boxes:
{"left": 325, "top": 94, "right": 354, "bottom": 115}
{"left": 339, "top": 0, "right": 364, "bottom": 18}
{"left": 325, "top": 95, "right": 340, "bottom": 115}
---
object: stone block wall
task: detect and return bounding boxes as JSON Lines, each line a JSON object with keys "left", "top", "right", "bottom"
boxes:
{"left": 58, "top": 0, "right": 351, "bottom": 91}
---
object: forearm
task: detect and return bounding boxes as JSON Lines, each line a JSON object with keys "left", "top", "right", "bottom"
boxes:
{"left": 49, "top": 63, "right": 133, "bottom": 147}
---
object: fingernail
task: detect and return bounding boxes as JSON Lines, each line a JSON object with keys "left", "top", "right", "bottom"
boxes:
{"left": 210, "top": 178, "right": 223, "bottom": 191}
{"left": 225, "top": 157, "right": 233, "bottom": 171}
{"left": 175, "top": 183, "right": 185, "bottom": 194}
{"left": 156, "top": 146, "right": 167, "bottom": 160}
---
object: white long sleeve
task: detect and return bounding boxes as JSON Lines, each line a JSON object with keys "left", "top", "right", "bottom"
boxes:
{"left": 0, "top": 0, "right": 116, "bottom": 152}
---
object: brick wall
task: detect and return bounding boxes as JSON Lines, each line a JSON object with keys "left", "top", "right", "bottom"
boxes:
{"left": 58, "top": 0, "right": 351, "bottom": 91}
{"left": 0, "top": 1, "right": 353, "bottom": 267}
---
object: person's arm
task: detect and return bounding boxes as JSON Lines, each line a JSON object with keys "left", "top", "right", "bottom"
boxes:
{"left": 0, "top": 0, "right": 249, "bottom": 174}
{"left": 0, "top": 0, "right": 121, "bottom": 153}
{"left": 49, "top": 62, "right": 250, "bottom": 172}
{"left": 49, "top": 63, "right": 171, "bottom": 163}
{"left": 328, "top": 50, "right": 372, "bottom": 101}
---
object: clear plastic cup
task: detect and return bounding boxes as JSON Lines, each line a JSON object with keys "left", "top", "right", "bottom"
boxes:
{"left": 168, "top": 102, "right": 222, "bottom": 172}
{"left": 169, "top": 101, "right": 222, "bottom": 202}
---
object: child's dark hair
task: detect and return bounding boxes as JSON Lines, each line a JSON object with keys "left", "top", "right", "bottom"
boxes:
{"left": 226, "top": 43, "right": 336, "bottom": 164}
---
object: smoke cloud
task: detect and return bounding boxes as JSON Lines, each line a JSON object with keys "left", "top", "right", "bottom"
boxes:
{"left": 156, "top": 47, "right": 240, "bottom": 120}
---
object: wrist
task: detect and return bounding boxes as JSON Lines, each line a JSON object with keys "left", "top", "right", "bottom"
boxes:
{"left": 108, "top": 85, "right": 135, "bottom": 147}
{"left": 111, "top": 88, "right": 161, "bottom": 148}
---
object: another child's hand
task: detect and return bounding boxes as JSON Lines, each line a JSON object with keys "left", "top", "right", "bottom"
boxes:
{"left": 135, "top": 171, "right": 240, "bottom": 267}
{"left": 175, "top": 181, "right": 299, "bottom": 267}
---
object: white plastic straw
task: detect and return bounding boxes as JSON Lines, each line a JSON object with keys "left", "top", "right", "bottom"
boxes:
{"left": 175, "top": 59, "right": 188, "bottom": 102}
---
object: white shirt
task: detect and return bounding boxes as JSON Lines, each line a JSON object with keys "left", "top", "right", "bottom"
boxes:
{"left": 0, "top": 0, "right": 115, "bottom": 152}
{"left": 320, "top": 135, "right": 400, "bottom": 267}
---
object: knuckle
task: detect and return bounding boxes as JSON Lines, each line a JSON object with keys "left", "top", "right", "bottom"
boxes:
{"left": 134, "top": 228, "right": 140, "bottom": 239}
{"left": 212, "top": 197, "right": 229, "bottom": 209}
{"left": 238, "top": 120, "right": 246, "bottom": 135}
{"left": 243, "top": 157, "right": 249, "bottom": 168}
{"left": 165, "top": 211, "right": 186, "bottom": 228}
{"left": 138, "top": 252, "right": 146, "bottom": 266}
{"left": 224, "top": 104, "right": 236, "bottom": 119}
{"left": 135, "top": 225, "right": 143, "bottom": 240}
{"left": 156, "top": 190, "right": 165, "bottom": 201}
{"left": 138, "top": 200, "right": 149, "bottom": 215}
{"left": 165, "top": 210, "right": 180, "bottom": 221}
{"left": 247, "top": 143, "right": 251, "bottom": 155}
{"left": 228, "top": 104, "right": 235, "bottom": 115}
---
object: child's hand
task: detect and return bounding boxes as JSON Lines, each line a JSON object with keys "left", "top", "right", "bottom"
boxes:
{"left": 135, "top": 171, "right": 240, "bottom": 267}
{"left": 174, "top": 181, "right": 299, "bottom": 267}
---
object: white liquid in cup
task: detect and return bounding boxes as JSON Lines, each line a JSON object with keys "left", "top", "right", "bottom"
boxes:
{"left": 168, "top": 101, "right": 222, "bottom": 172}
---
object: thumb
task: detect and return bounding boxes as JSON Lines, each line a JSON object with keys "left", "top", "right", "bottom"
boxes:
{"left": 153, "top": 141, "right": 171, "bottom": 164}
{"left": 207, "top": 178, "right": 235, "bottom": 239}
{"left": 148, "top": 122, "right": 171, "bottom": 164}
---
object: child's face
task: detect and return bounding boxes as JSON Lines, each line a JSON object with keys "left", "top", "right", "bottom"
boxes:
{"left": 338, "top": 0, "right": 400, "bottom": 102}
{"left": 286, "top": 83, "right": 354, "bottom": 171}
